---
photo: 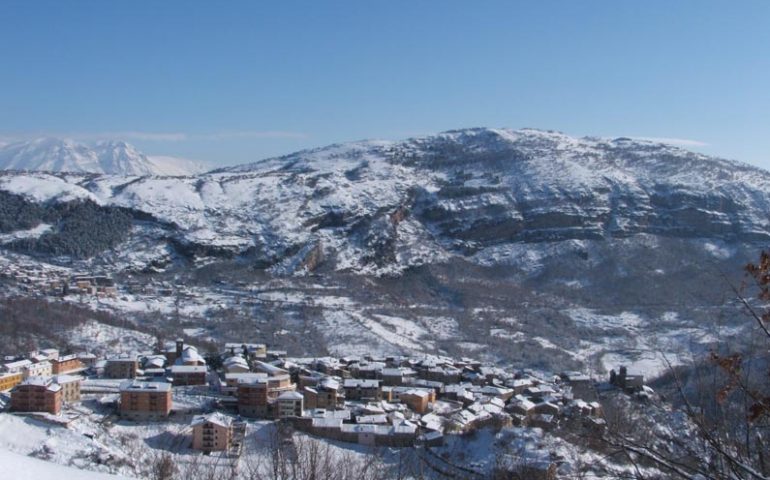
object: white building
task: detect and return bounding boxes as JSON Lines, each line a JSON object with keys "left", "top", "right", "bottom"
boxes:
{"left": 27, "top": 361, "right": 53, "bottom": 378}
{"left": 275, "top": 391, "right": 304, "bottom": 418}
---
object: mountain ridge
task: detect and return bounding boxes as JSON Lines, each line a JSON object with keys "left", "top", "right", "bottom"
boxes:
{"left": 223, "top": 127, "right": 767, "bottom": 182}
{"left": 0, "top": 127, "right": 768, "bottom": 274}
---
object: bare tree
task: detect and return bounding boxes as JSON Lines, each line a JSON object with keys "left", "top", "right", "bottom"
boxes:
{"left": 602, "top": 250, "right": 770, "bottom": 479}
{"left": 244, "top": 423, "right": 392, "bottom": 480}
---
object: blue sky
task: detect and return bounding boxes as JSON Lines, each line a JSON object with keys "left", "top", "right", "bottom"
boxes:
{"left": 0, "top": 1, "right": 768, "bottom": 168}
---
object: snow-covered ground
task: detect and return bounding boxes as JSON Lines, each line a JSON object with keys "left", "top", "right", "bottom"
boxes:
{"left": 0, "top": 448, "right": 131, "bottom": 480}
{"left": 0, "top": 412, "right": 136, "bottom": 478}
{"left": 67, "top": 321, "right": 156, "bottom": 357}
{"left": 0, "top": 223, "right": 53, "bottom": 244}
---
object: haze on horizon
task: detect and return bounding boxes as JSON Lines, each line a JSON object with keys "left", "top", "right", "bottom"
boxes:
{"left": 0, "top": 1, "right": 768, "bottom": 170}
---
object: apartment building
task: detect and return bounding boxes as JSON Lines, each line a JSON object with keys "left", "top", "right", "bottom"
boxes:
{"left": 0, "top": 372, "right": 23, "bottom": 392}
{"left": 223, "top": 372, "right": 267, "bottom": 396}
{"left": 3, "top": 359, "right": 32, "bottom": 376}
{"left": 52, "top": 354, "right": 84, "bottom": 375}
{"left": 26, "top": 361, "right": 53, "bottom": 378}
{"left": 191, "top": 413, "right": 233, "bottom": 452}
{"left": 170, "top": 365, "right": 207, "bottom": 386}
{"left": 343, "top": 379, "right": 381, "bottom": 401}
{"left": 54, "top": 374, "right": 83, "bottom": 403}
{"left": 275, "top": 391, "right": 304, "bottom": 418}
{"left": 105, "top": 358, "right": 139, "bottom": 379}
{"left": 302, "top": 378, "right": 344, "bottom": 410}
{"left": 11, "top": 376, "right": 62, "bottom": 415}
{"left": 237, "top": 374, "right": 295, "bottom": 418}
{"left": 76, "top": 353, "right": 98, "bottom": 369}
{"left": 119, "top": 381, "right": 172, "bottom": 420}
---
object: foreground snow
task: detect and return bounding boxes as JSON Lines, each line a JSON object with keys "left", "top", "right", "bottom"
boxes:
{"left": 0, "top": 448, "right": 132, "bottom": 479}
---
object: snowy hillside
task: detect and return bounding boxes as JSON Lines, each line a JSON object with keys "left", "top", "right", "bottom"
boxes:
{"left": 0, "top": 127, "right": 767, "bottom": 375}
{"left": 1, "top": 128, "right": 769, "bottom": 274}
{"left": 0, "top": 448, "right": 132, "bottom": 480}
{"left": 0, "top": 138, "right": 208, "bottom": 176}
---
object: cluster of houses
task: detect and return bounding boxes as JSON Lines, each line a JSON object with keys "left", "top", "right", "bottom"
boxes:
{"left": 278, "top": 357, "right": 609, "bottom": 448}
{"left": 0, "top": 260, "right": 118, "bottom": 298}
{"left": 68, "top": 274, "right": 118, "bottom": 296}
{"left": 0, "top": 261, "right": 70, "bottom": 296}
{"left": 0, "top": 257, "right": 204, "bottom": 302}
{"left": 2, "top": 338, "right": 645, "bottom": 469}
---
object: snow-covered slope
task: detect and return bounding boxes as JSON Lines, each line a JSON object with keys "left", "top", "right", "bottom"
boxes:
{"left": 0, "top": 138, "right": 208, "bottom": 176}
{"left": 0, "top": 138, "right": 102, "bottom": 173}
{"left": 0, "top": 449, "right": 132, "bottom": 479}
{"left": 1, "top": 127, "right": 768, "bottom": 374}
{"left": 145, "top": 155, "right": 210, "bottom": 176}
{"left": 3, "top": 127, "right": 769, "bottom": 274}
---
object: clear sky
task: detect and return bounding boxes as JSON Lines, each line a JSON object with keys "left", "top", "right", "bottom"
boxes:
{"left": 0, "top": 1, "right": 768, "bottom": 169}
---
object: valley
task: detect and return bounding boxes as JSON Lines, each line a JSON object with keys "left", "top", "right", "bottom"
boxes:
{"left": 0, "top": 128, "right": 763, "bottom": 378}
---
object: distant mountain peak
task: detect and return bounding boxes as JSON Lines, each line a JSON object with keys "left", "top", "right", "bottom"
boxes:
{"left": 0, "top": 138, "right": 208, "bottom": 176}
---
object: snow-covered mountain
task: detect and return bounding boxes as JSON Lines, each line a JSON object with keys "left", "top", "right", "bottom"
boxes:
{"left": 2, "top": 127, "right": 768, "bottom": 271}
{"left": 0, "top": 127, "right": 768, "bottom": 374}
{"left": 0, "top": 138, "right": 208, "bottom": 176}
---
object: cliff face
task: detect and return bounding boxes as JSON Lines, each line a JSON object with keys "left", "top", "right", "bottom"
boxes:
{"left": 392, "top": 129, "right": 769, "bottom": 248}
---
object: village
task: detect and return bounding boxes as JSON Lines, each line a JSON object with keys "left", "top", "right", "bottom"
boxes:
{"left": 0, "top": 331, "right": 651, "bottom": 479}
{"left": 0, "top": 257, "right": 169, "bottom": 299}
